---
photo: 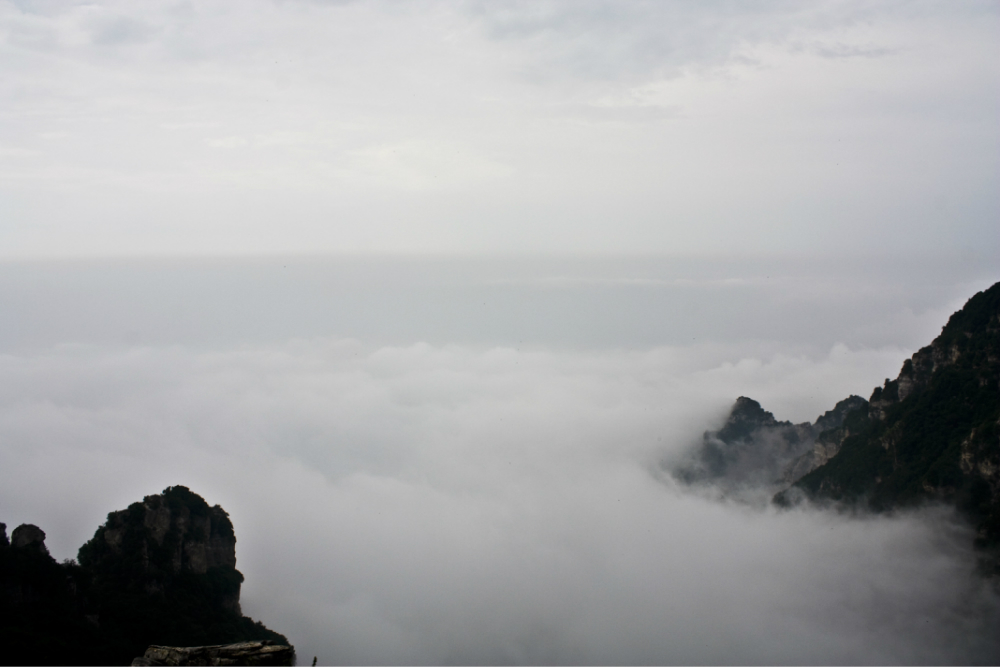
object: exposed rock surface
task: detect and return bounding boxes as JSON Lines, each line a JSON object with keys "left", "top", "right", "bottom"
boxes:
{"left": 781, "top": 282, "right": 999, "bottom": 560}
{"left": 672, "top": 282, "right": 999, "bottom": 565}
{"left": 10, "top": 524, "right": 49, "bottom": 554}
{"left": 131, "top": 640, "right": 294, "bottom": 666}
{"left": 780, "top": 396, "right": 869, "bottom": 483}
{"left": 0, "top": 486, "right": 291, "bottom": 666}
{"left": 672, "top": 394, "right": 865, "bottom": 497}
{"left": 84, "top": 486, "right": 242, "bottom": 613}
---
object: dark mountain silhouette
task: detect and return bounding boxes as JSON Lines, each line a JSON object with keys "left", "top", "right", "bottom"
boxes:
{"left": 0, "top": 486, "right": 291, "bottom": 666}
{"left": 674, "top": 282, "right": 999, "bottom": 566}
{"left": 780, "top": 283, "right": 999, "bottom": 555}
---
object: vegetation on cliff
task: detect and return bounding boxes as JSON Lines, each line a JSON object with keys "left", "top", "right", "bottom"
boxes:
{"left": 0, "top": 487, "right": 291, "bottom": 666}
{"left": 783, "top": 283, "right": 999, "bottom": 556}
{"left": 676, "top": 282, "right": 1000, "bottom": 567}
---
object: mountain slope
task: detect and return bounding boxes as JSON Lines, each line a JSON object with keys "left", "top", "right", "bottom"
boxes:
{"left": 781, "top": 282, "right": 999, "bottom": 553}
{"left": 673, "top": 395, "right": 866, "bottom": 498}
{"left": 674, "top": 282, "right": 999, "bottom": 564}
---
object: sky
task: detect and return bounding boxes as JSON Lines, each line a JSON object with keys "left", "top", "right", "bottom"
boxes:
{"left": 0, "top": 0, "right": 998, "bottom": 257}
{"left": 0, "top": 1, "right": 999, "bottom": 665}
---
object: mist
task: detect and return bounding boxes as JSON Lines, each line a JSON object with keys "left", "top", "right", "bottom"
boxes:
{"left": 0, "top": 256, "right": 996, "bottom": 665}
{"left": 3, "top": 1, "right": 998, "bottom": 662}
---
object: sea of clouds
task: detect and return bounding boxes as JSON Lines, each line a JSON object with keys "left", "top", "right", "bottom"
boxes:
{"left": 0, "top": 257, "right": 997, "bottom": 664}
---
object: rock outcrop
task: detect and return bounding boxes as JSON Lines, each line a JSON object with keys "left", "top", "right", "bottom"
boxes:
{"left": 672, "top": 394, "right": 865, "bottom": 498}
{"left": 0, "top": 486, "right": 292, "bottom": 666}
{"left": 781, "top": 282, "right": 999, "bottom": 560}
{"left": 10, "top": 524, "right": 48, "bottom": 553}
{"left": 131, "top": 640, "right": 294, "bottom": 666}
{"left": 82, "top": 486, "right": 243, "bottom": 613}
{"left": 780, "top": 396, "right": 869, "bottom": 483}
{"left": 671, "top": 282, "right": 999, "bottom": 566}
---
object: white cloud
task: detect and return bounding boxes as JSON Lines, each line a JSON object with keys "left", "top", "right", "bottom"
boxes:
{"left": 0, "top": 0, "right": 996, "bottom": 256}
{"left": 206, "top": 136, "right": 249, "bottom": 149}
{"left": 0, "top": 336, "right": 995, "bottom": 664}
{"left": 342, "top": 139, "right": 514, "bottom": 192}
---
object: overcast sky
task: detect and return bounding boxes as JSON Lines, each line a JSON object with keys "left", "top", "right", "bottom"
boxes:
{"left": 1, "top": 0, "right": 998, "bottom": 257}
{"left": 1, "top": 3, "right": 999, "bottom": 664}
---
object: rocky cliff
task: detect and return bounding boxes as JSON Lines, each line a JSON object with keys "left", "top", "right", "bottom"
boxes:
{"left": 673, "top": 394, "right": 866, "bottom": 498}
{"left": 80, "top": 486, "right": 245, "bottom": 616}
{"left": 0, "top": 486, "right": 291, "bottom": 666}
{"left": 781, "top": 282, "right": 999, "bottom": 557}
{"left": 673, "top": 282, "right": 999, "bottom": 565}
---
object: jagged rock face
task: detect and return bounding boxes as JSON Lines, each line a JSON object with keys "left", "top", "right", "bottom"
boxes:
{"left": 780, "top": 396, "right": 869, "bottom": 483}
{"left": 670, "top": 282, "right": 999, "bottom": 569}
{"left": 80, "top": 485, "right": 243, "bottom": 614}
{"left": 10, "top": 524, "right": 49, "bottom": 555}
{"left": 714, "top": 397, "right": 781, "bottom": 443}
{"left": 1, "top": 487, "right": 292, "bottom": 666}
{"left": 101, "top": 492, "right": 237, "bottom": 576}
{"left": 783, "top": 282, "right": 999, "bottom": 556}
{"left": 672, "top": 395, "right": 866, "bottom": 497}
{"left": 812, "top": 395, "right": 868, "bottom": 434}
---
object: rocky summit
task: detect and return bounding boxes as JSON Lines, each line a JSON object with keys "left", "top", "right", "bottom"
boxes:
{"left": 79, "top": 486, "right": 245, "bottom": 616}
{"left": 673, "top": 392, "right": 867, "bottom": 498}
{"left": 673, "top": 282, "right": 1000, "bottom": 566}
{"left": 781, "top": 282, "right": 999, "bottom": 555}
{"left": 0, "top": 486, "right": 292, "bottom": 666}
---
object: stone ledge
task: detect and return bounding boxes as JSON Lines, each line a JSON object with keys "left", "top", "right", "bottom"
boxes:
{"left": 131, "top": 640, "right": 294, "bottom": 666}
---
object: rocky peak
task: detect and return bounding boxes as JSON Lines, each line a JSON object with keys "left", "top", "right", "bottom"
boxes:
{"left": 715, "top": 397, "right": 781, "bottom": 443}
{"left": 1, "top": 487, "right": 292, "bottom": 666}
{"left": 98, "top": 486, "right": 237, "bottom": 576}
{"left": 79, "top": 486, "right": 244, "bottom": 615}
{"left": 10, "top": 524, "right": 49, "bottom": 555}
{"left": 777, "top": 282, "right": 999, "bottom": 562}
{"left": 673, "top": 391, "right": 873, "bottom": 495}
{"left": 812, "top": 395, "right": 867, "bottom": 434}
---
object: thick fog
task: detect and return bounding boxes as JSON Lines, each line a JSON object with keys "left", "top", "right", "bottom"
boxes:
{"left": 0, "top": 257, "right": 997, "bottom": 665}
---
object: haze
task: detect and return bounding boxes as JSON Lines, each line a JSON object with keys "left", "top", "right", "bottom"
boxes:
{"left": 0, "top": 1, "right": 998, "bottom": 665}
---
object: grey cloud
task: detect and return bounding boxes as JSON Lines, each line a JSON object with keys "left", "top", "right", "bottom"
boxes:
{"left": 89, "top": 16, "right": 159, "bottom": 46}
{"left": 463, "top": 0, "right": 873, "bottom": 82}
{"left": 550, "top": 102, "right": 682, "bottom": 123}
{"left": 0, "top": 0, "right": 996, "bottom": 257}
{"left": 0, "top": 335, "right": 996, "bottom": 664}
{"left": 0, "top": 258, "right": 996, "bottom": 663}
{"left": 807, "top": 41, "right": 897, "bottom": 58}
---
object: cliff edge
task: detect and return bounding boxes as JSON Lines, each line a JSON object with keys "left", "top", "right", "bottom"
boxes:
{"left": 672, "top": 282, "right": 999, "bottom": 567}
{"left": 0, "top": 486, "right": 292, "bottom": 665}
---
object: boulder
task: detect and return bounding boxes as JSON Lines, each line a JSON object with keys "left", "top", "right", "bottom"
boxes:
{"left": 131, "top": 640, "right": 294, "bottom": 666}
{"left": 10, "top": 523, "right": 49, "bottom": 554}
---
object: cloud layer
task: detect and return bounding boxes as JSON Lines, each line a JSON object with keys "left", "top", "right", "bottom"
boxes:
{"left": 0, "top": 334, "right": 996, "bottom": 664}
{"left": 1, "top": 0, "right": 997, "bottom": 256}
